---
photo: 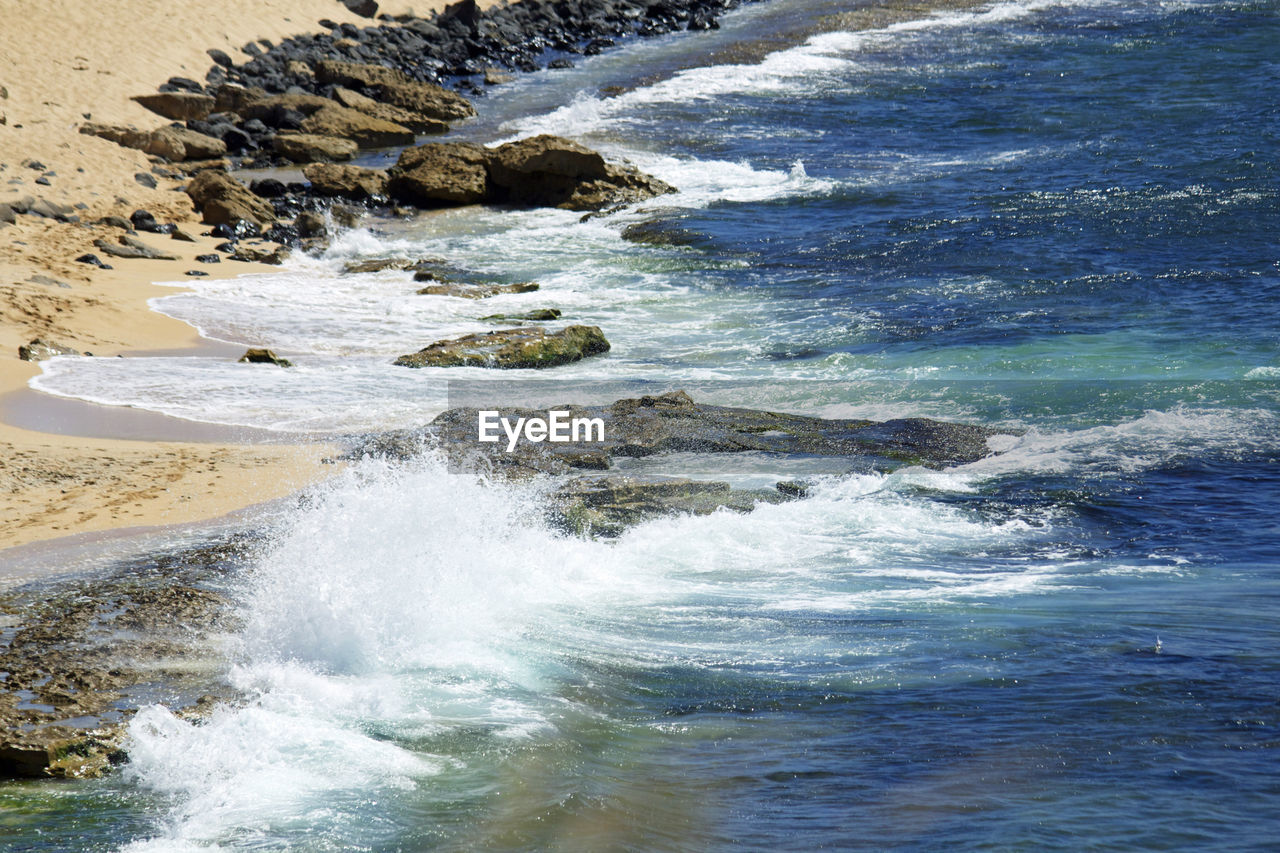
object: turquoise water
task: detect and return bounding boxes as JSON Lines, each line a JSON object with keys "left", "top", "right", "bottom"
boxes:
{"left": 7, "top": 0, "right": 1280, "bottom": 849}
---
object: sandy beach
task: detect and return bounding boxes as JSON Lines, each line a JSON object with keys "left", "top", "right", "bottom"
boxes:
{"left": 0, "top": 0, "right": 443, "bottom": 554}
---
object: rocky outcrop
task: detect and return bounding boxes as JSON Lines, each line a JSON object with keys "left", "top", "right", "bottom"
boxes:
{"left": 185, "top": 170, "right": 276, "bottom": 227}
{"left": 298, "top": 104, "right": 415, "bottom": 149}
{"left": 80, "top": 122, "right": 225, "bottom": 162}
{"left": 426, "top": 390, "right": 1005, "bottom": 476}
{"left": 385, "top": 135, "right": 674, "bottom": 211}
{"left": 131, "top": 92, "right": 215, "bottom": 121}
{"left": 386, "top": 142, "right": 491, "bottom": 206}
{"left": 302, "top": 162, "right": 388, "bottom": 199}
{"left": 394, "top": 325, "right": 610, "bottom": 369}
{"left": 273, "top": 133, "right": 358, "bottom": 163}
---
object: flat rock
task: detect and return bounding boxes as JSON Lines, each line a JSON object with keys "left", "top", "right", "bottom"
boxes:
{"left": 92, "top": 235, "right": 178, "bottom": 260}
{"left": 273, "top": 133, "right": 358, "bottom": 163}
{"left": 332, "top": 87, "right": 448, "bottom": 134}
{"left": 415, "top": 280, "right": 539, "bottom": 298}
{"left": 131, "top": 92, "right": 215, "bottom": 121}
{"left": 302, "top": 162, "right": 387, "bottom": 199}
{"left": 299, "top": 104, "right": 415, "bottom": 149}
{"left": 394, "top": 324, "right": 609, "bottom": 369}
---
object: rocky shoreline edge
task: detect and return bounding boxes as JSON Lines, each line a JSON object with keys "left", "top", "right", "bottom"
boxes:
{"left": 1, "top": 389, "right": 1011, "bottom": 779}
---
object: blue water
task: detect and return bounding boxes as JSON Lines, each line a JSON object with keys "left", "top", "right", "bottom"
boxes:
{"left": 5, "top": 0, "right": 1280, "bottom": 849}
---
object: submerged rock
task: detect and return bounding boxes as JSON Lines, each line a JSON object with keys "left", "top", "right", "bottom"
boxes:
{"left": 394, "top": 324, "right": 610, "bottom": 369}
{"left": 550, "top": 474, "right": 793, "bottom": 538}
{"left": 479, "top": 308, "right": 562, "bottom": 323}
{"left": 238, "top": 347, "right": 293, "bottom": 367}
{"left": 415, "top": 280, "right": 539, "bottom": 298}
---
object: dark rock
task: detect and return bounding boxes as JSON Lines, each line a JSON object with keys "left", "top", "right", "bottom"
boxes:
{"left": 18, "top": 338, "right": 82, "bottom": 362}
{"left": 295, "top": 210, "right": 327, "bottom": 237}
{"left": 548, "top": 58, "right": 575, "bottom": 69}
{"left": 272, "top": 132, "right": 358, "bottom": 162}
{"left": 186, "top": 170, "right": 276, "bottom": 227}
{"left": 129, "top": 209, "right": 160, "bottom": 231}
{"left": 415, "top": 280, "right": 539, "bottom": 299}
{"left": 98, "top": 215, "right": 134, "bottom": 230}
{"left": 394, "top": 325, "right": 609, "bottom": 368}
{"left": 479, "top": 308, "right": 563, "bottom": 323}
{"left": 185, "top": 270, "right": 210, "bottom": 276}
{"left": 341, "top": 0, "right": 379, "bottom": 18}
{"left": 302, "top": 162, "right": 388, "bottom": 199}
{"left": 207, "top": 48, "right": 234, "bottom": 68}
{"left": 249, "top": 178, "right": 288, "bottom": 198}
{"left": 131, "top": 93, "right": 215, "bottom": 122}
{"left": 74, "top": 253, "right": 108, "bottom": 267}
{"left": 195, "top": 253, "right": 221, "bottom": 264}
{"left": 386, "top": 142, "right": 490, "bottom": 206}
{"left": 34, "top": 177, "right": 51, "bottom": 186}
{"left": 238, "top": 347, "right": 293, "bottom": 366}
{"left": 134, "top": 172, "right": 158, "bottom": 188}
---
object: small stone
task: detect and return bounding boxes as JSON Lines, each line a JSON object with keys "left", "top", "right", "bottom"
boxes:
{"left": 134, "top": 172, "right": 158, "bottom": 188}
{"left": 185, "top": 270, "right": 210, "bottom": 276}
{"left": 195, "top": 253, "right": 221, "bottom": 263}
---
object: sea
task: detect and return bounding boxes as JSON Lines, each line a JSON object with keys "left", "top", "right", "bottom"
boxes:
{"left": 3, "top": 0, "right": 1279, "bottom": 848}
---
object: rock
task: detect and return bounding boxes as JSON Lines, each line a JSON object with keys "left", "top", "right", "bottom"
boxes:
{"left": 249, "top": 178, "right": 288, "bottom": 198}
{"left": 186, "top": 270, "right": 209, "bottom": 276}
{"left": 375, "top": 79, "right": 476, "bottom": 122}
{"left": 489, "top": 134, "right": 675, "bottom": 210}
{"left": 386, "top": 142, "right": 490, "bottom": 206}
{"left": 484, "top": 68, "right": 515, "bottom": 85}
{"left": 479, "top": 308, "right": 562, "bottom": 322}
{"left": 131, "top": 92, "right": 215, "bottom": 121}
{"left": 99, "top": 215, "right": 134, "bottom": 230}
{"left": 28, "top": 199, "right": 75, "bottom": 221}
{"left": 92, "top": 235, "right": 178, "bottom": 260}
{"left": 27, "top": 274, "right": 70, "bottom": 288}
{"left": 551, "top": 474, "right": 789, "bottom": 537}
{"left": 229, "top": 244, "right": 290, "bottom": 264}
{"left": 394, "top": 325, "right": 610, "bottom": 369}
{"left": 239, "top": 93, "right": 332, "bottom": 124}
{"left": 167, "top": 127, "right": 228, "bottom": 160}
{"left": 75, "top": 253, "right": 109, "bottom": 267}
{"left": 207, "top": 48, "right": 233, "bottom": 68}
{"left": 195, "top": 253, "right": 221, "bottom": 263}
{"left": 313, "top": 58, "right": 408, "bottom": 89}
{"left": 186, "top": 170, "right": 276, "bottom": 227}
{"left": 299, "top": 104, "right": 415, "bottom": 149}
{"left": 295, "top": 210, "right": 327, "bottom": 238}
{"left": 415, "top": 280, "right": 539, "bottom": 299}
{"left": 171, "top": 227, "right": 197, "bottom": 242}
{"left": 341, "top": 0, "right": 379, "bottom": 17}
{"left": 18, "top": 339, "right": 82, "bottom": 362}
{"left": 341, "top": 257, "right": 439, "bottom": 274}
{"left": 272, "top": 133, "right": 358, "bottom": 163}
{"left": 142, "top": 126, "right": 187, "bottom": 161}
{"left": 129, "top": 209, "right": 161, "bottom": 231}
{"left": 302, "top": 162, "right": 388, "bottom": 199}
{"left": 332, "top": 87, "right": 448, "bottom": 134}
{"left": 238, "top": 347, "right": 293, "bottom": 366}
{"left": 0, "top": 203, "right": 16, "bottom": 224}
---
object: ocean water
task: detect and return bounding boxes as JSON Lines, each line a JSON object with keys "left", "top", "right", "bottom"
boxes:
{"left": 5, "top": 0, "right": 1280, "bottom": 848}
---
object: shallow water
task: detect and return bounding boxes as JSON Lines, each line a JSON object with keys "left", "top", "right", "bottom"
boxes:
{"left": 7, "top": 0, "right": 1280, "bottom": 848}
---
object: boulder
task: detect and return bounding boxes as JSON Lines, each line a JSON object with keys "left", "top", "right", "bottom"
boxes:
{"left": 167, "top": 127, "right": 227, "bottom": 160}
{"left": 228, "top": 244, "right": 290, "bottom": 264}
{"left": 131, "top": 93, "right": 215, "bottom": 121}
{"left": 273, "top": 133, "right": 358, "bottom": 163}
{"left": 415, "top": 281, "right": 539, "bottom": 298}
{"left": 332, "top": 87, "right": 448, "bottom": 134}
{"left": 313, "top": 59, "right": 408, "bottom": 89}
{"left": 238, "top": 348, "right": 293, "bottom": 367}
{"left": 299, "top": 104, "right": 415, "bottom": 149}
{"left": 18, "top": 339, "right": 82, "bottom": 362}
{"left": 394, "top": 325, "right": 610, "bottom": 369}
{"left": 143, "top": 127, "right": 188, "bottom": 161}
{"left": 488, "top": 135, "right": 674, "bottom": 210}
{"left": 302, "top": 162, "right": 388, "bottom": 199}
{"left": 185, "top": 170, "right": 276, "bottom": 227}
{"left": 386, "top": 142, "right": 491, "bottom": 206}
